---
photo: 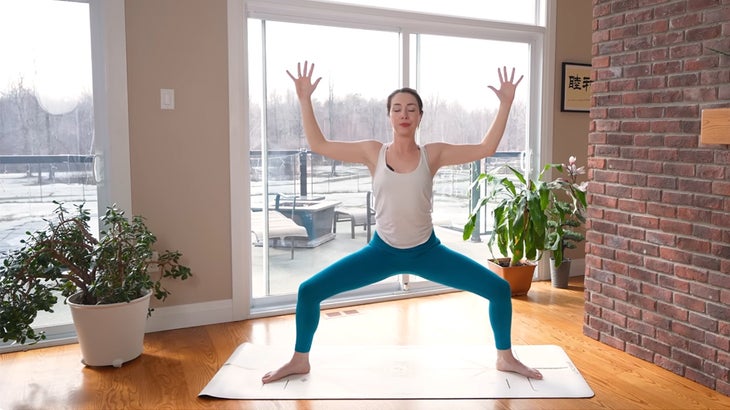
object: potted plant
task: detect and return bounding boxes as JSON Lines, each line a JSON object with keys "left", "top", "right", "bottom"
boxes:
{"left": 0, "top": 202, "right": 191, "bottom": 367}
{"left": 463, "top": 156, "right": 586, "bottom": 295}
{"left": 546, "top": 156, "right": 587, "bottom": 288}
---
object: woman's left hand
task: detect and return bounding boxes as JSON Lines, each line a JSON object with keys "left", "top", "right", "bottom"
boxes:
{"left": 488, "top": 67, "right": 523, "bottom": 105}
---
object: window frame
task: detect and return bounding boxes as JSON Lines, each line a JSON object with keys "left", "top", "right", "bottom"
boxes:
{"left": 235, "top": 0, "right": 553, "bottom": 319}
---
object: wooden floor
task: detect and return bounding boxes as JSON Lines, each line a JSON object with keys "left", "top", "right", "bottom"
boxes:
{"left": 1, "top": 276, "right": 728, "bottom": 410}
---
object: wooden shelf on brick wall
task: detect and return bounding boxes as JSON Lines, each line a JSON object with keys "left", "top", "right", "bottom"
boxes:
{"left": 700, "top": 108, "right": 730, "bottom": 144}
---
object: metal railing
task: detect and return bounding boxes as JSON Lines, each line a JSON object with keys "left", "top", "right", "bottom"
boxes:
{"left": 249, "top": 150, "right": 526, "bottom": 235}
{"left": 0, "top": 154, "right": 95, "bottom": 185}
{"left": 0, "top": 151, "right": 525, "bottom": 255}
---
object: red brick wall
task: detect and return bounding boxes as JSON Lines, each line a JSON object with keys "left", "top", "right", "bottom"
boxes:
{"left": 586, "top": 0, "right": 730, "bottom": 395}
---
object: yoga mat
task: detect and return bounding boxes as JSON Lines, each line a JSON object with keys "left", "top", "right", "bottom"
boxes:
{"left": 199, "top": 343, "right": 594, "bottom": 400}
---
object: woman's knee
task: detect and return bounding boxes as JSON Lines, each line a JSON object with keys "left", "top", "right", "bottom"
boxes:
{"left": 298, "top": 273, "right": 344, "bottom": 304}
{"left": 297, "top": 278, "right": 321, "bottom": 303}
{"left": 476, "top": 274, "right": 511, "bottom": 303}
{"left": 493, "top": 275, "right": 511, "bottom": 297}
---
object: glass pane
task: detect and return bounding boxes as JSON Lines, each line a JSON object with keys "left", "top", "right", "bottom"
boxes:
{"left": 411, "top": 34, "right": 531, "bottom": 282}
{"left": 249, "top": 20, "right": 400, "bottom": 298}
{"left": 322, "top": 0, "right": 541, "bottom": 25}
{"left": 0, "top": 0, "right": 96, "bottom": 335}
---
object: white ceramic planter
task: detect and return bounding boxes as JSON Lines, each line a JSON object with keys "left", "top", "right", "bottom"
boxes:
{"left": 67, "top": 290, "right": 151, "bottom": 367}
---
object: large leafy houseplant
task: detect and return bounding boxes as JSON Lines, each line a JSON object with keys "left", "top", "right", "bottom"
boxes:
{"left": 463, "top": 157, "right": 586, "bottom": 268}
{"left": 0, "top": 202, "right": 192, "bottom": 345}
{"left": 546, "top": 156, "right": 587, "bottom": 268}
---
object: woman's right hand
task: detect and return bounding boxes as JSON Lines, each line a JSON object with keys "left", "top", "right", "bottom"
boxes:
{"left": 286, "top": 61, "right": 322, "bottom": 100}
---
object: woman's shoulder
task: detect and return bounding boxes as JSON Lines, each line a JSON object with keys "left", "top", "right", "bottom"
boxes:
{"left": 361, "top": 140, "right": 385, "bottom": 154}
{"left": 423, "top": 142, "right": 445, "bottom": 158}
{"left": 359, "top": 140, "right": 385, "bottom": 170}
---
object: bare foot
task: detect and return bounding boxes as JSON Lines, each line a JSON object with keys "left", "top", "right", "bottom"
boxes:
{"left": 261, "top": 352, "right": 311, "bottom": 384}
{"left": 496, "top": 349, "right": 543, "bottom": 379}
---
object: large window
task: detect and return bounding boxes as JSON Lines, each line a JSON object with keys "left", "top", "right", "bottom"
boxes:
{"left": 245, "top": 0, "right": 546, "bottom": 312}
{"left": 0, "top": 0, "right": 97, "bottom": 341}
{"left": 247, "top": 0, "right": 544, "bottom": 310}
{"left": 0, "top": 0, "right": 97, "bottom": 256}
{"left": 0, "top": 0, "right": 128, "bottom": 351}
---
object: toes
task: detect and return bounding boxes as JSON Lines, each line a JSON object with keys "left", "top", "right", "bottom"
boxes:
{"left": 261, "top": 371, "right": 275, "bottom": 383}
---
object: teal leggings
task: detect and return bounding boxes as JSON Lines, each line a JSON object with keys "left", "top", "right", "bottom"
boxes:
{"left": 294, "top": 231, "right": 513, "bottom": 352}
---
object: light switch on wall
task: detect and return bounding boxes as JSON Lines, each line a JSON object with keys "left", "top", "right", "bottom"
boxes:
{"left": 161, "top": 89, "right": 175, "bottom": 110}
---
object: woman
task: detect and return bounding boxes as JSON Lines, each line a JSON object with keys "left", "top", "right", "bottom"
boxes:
{"left": 262, "top": 61, "right": 542, "bottom": 384}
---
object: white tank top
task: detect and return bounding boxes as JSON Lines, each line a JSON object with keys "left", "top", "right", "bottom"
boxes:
{"left": 372, "top": 143, "right": 433, "bottom": 248}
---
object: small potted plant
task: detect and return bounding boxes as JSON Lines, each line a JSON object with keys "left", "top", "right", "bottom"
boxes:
{"left": 463, "top": 156, "right": 586, "bottom": 295}
{"left": 0, "top": 202, "right": 191, "bottom": 367}
{"left": 546, "top": 156, "right": 587, "bottom": 288}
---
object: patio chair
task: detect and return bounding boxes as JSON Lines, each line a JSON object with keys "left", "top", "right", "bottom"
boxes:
{"left": 250, "top": 195, "right": 309, "bottom": 259}
{"left": 333, "top": 191, "right": 375, "bottom": 242}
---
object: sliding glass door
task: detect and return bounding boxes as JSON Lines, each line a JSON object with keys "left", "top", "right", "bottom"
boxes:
{"left": 248, "top": 20, "right": 404, "bottom": 308}
{"left": 245, "top": 0, "right": 544, "bottom": 312}
{"left": 405, "top": 34, "right": 531, "bottom": 289}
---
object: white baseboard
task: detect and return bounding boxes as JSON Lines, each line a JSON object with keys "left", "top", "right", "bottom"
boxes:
{"left": 0, "top": 300, "right": 236, "bottom": 354}
{"left": 145, "top": 299, "right": 234, "bottom": 333}
{"left": 569, "top": 258, "right": 585, "bottom": 277}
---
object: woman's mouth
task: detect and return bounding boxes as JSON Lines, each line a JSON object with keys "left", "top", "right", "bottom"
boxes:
{"left": 399, "top": 122, "right": 411, "bottom": 127}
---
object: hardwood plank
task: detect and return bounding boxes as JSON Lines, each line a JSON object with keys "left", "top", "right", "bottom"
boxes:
{"left": 1, "top": 277, "right": 728, "bottom": 409}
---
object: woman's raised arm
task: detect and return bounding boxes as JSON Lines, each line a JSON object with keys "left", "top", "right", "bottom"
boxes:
{"left": 286, "top": 61, "right": 380, "bottom": 170}
{"left": 426, "top": 66, "right": 524, "bottom": 174}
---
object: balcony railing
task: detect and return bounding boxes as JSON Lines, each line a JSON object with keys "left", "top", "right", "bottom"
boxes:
{"left": 250, "top": 150, "right": 525, "bottom": 237}
{"left": 1, "top": 151, "right": 525, "bottom": 255}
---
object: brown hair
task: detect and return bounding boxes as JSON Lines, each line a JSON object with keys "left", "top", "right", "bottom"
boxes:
{"left": 386, "top": 87, "right": 424, "bottom": 115}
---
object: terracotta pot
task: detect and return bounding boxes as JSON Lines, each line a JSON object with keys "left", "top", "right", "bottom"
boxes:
{"left": 487, "top": 258, "right": 536, "bottom": 296}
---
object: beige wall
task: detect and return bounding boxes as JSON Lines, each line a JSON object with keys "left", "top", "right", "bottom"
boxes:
{"left": 121, "top": 1, "right": 593, "bottom": 309}
{"left": 553, "top": 0, "right": 592, "bottom": 261}
{"left": 125, "top": 0, "right": 232, "bottom": 306}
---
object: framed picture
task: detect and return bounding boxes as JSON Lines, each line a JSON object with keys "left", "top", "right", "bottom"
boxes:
{"left": 561, "top": 62, "right": 592, "bottom": 112}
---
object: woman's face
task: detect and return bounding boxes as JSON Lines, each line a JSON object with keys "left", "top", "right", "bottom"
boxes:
{"left": 389, "top": 92, "right": 421, "bottom": 136}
